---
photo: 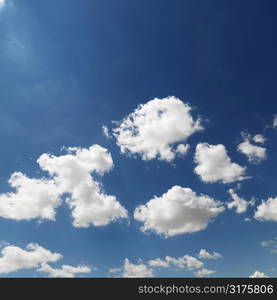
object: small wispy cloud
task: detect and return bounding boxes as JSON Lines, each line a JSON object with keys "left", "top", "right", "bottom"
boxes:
{"left": 0, "top": 0, "right": 6, "bottom": 9}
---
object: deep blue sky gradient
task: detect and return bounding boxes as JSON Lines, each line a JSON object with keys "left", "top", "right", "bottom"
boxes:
{"left": 0, "top": 0, "right": 277, "bottom": 277}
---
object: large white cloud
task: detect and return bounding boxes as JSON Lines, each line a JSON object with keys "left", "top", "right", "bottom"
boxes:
{"left": 38, "top": 263, "right": 91, "bottom": 278}
{"left": 249, "top": 271, "right": 268, "bottom": 278}
{"left": 0, "top": 243, "right": 61, "bottom": 274}
{"left": 122, "top": 259, "right": 153, "bottom": 278}
{"left": 134, "top": 185, "right": 224, "bottom": 237}
{"left": 113, "top": 96, "right": 202, "bottom": 162}
{"left": 254, "top": 197, "right": 277, "bottom": 222}
{"left": 237, "top": 139, "right": 266, "bottom": 163}
{"left": 37, "top": 145, "right": 128, "bottom": 227}
{"left": 227, "top": 189, "right": 254, "bottom": 214}
{"left": 198, "top": 249, "right": 222, "bottom": 260}
{"left": 0, "top": 145, "right": 127, "bottom": 227}
{"left": 194, "top": 143, "right": 247, "bottom": 184}
{"left": 0, "top": 172, "right": 61, "bottom": 221}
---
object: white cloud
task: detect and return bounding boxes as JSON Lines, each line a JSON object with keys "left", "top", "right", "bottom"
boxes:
{"left": 38, "top": 145, "right": 128, "bottom": 227}
{"left": 237, "top": 139, "right": 266, "bottom": 163}
{"left": 273, "top": 115, "right": 277, "bottom": 129}
{"left": 0, "top": 172, "right": 61, "bottom": 221}
{"left": 198, "top": 249, "right": 222, "bottom": 260}
{"left": 249, "top": 271, "right": 268, "bottom": 278}
{"left": 148, "top": 258, "right": 169, "bottom": 268}
{"left": 227, "top": 189, "right": 254, "bottom": 214}
{"left": 113, "top": 96, "right": 202, "bottom": 162}
{"left": 254, "top": 197, "right": 277, "bottom": 222}
{"left": 165, "top": 255, "right": 203, "bottom": 270}
{"left": 102, "top": 126, "right": 111, "bottom": 139}
{"left": 122, "top": 259, "right": 153, "bottom": 278}
{"left": 194, "top": 143, "right": 247, "bottom": 184}
{"left": 194, "top": 268, "right": 216, "bottom": 277}
{"left": 109, "top": 267, "right": 122, "bottom": 273}
{"left": 38, "top": 263, "right": 91, "bottom": 278}
{"left": 176, "top": 144, "right": 190, "bottom": 156}
{"left": 253, "top": 134, "right": 266, "bottom": 144}
{"left": 0, "top": 145, "right": 127, "bottom": 227}
{"left": 260, "top": 238, "right": 277, "bottom": 253}
{"left": 134, "top": 185, "right": 224, "bottom": 237}
{"left": 261, "top": 239, "right": 277, "bottom": 248}
{"left": 0, "top": 243, "right": 61, "bottom": 274}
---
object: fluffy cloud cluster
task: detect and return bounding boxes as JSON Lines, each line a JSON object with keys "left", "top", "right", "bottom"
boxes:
{"left": 113, "top": 96, "right": 202, "bottom": 161}
{"left": 198, "top": 249, "right": 222, "bottom": 260}
{"left": 38, "top": 145, "right": 128, "bottom": 227}
{"left": 249, "top": 271, "right": 268, "bottom": 278}
{"left": 237, "top": 135, "right": 266, "bottom": 163}
{"left": 134, "top": 185, "right": 224, "bottom": 237}
{"left": 38, "top": 263, "right": 91, "bottom": 278}
{"left": 0, "top": 145, "right": 127, "bottom": 227}
{"left": 227, "top": 189, "right": 254, "bottom": 214}
{"left": 113, "top": 250, "right": 221, "bottom": 278}
{"left": 254, "top": 197, "right": 277, "bottom": 222}
{"left": 0, "top": 242, "right": 91, "bottom": 277}
{"left": 122, "top": 259, "right": 153, "bottom": 278}
{"left": 148, "top": 253, "right": 217, "bottom": 277}
{"left": 0, "top": 243, "right": 61, "bottom": 274}
{"left": 194, "top": 143, "right": 247, "bottom": 184}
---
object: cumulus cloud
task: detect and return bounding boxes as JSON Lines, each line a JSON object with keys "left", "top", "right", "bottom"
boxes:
{"left": 237, "top": 138, "right": 266, "bottom": 163}
{"left": 253, "top": 134, "right": 266, "bottom": 144}
{"left": 198, "top": 249, "right": 222, "bottom": 260}
{"left": 227, "top": 189, "right": 254, "bottom": 214}
{"left": 134, "top": 185, "right": 224, "bottom": 237}
{"left": 176, "top": 144, "right": 190, "bottom": 156}
{"left": 194, "top": 143, "right": 247, "bottom": 184}
{"left": 165, "top": 255, "right": 204, "bottom": 270}
{"left": 122, "top": 259, "right": 153, "bottom": 278}
{"left": 114, "top": 252, "right": 220, "bottom": 277}
{"left": 254, "top": 197, "right": 277, "bottom": 222}
{"left": 0, "top": 145, "right": 127, "bottom": 227}
{"left": 113, "top": 96, "right": 202, "bottom": 162}
{"left": 37, "top": 145, "right": 128, "bottom": 227}
{"left": 148, "top": 258, "right": 169, "bottom": 268}
{"left": 38, "top": 263, "right": 91, "bottom": 278}
{"left": 0, "top": 243, "right": 61, "bottom": 274}
{"left": 194, "top": 268, "right": 216, "bottom": 277}
{"left": 249, "top": 271, "right": 268, "bottom": 278}
{"left": 0, "top": 172, "right": 61, "bottom": 221}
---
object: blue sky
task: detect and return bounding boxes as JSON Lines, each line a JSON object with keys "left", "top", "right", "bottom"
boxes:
{"left": 0, "top": 0, "right": 277, "bottom": 278}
